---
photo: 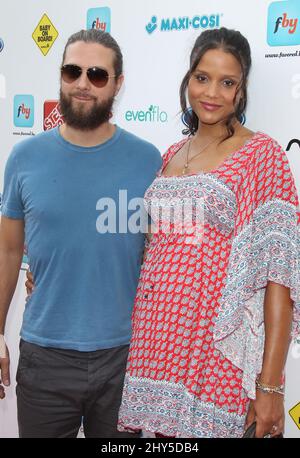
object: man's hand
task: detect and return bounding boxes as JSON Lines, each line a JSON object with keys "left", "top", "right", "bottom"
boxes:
{"left": 0, "top": 216, "right": 25, "bottom": 399}
{"left": 0, "top": 336, "right": 10, "bottom": 400}
{"left": 25, "top": 270, "right": 34, "bottom": 298}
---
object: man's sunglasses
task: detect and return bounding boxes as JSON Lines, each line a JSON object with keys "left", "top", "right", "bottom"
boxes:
{"left": 61, "top": 64, "right": 116, "bottom": 88}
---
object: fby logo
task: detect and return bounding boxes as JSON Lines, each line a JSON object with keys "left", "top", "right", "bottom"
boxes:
{"left": 87, "top": 7, "right": 111, "bottom": 32}
{"left": 267, "top": 0, "right": 300, "bottom": 46}
{"left": 14, "top": 95, "right": 34, "bottom": 128}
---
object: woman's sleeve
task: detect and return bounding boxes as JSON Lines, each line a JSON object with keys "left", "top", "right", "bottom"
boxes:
{"left": 213, "top": 136, "right": 300, "bottom": 399}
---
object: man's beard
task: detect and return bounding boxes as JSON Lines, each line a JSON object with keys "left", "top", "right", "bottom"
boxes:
{"left": 59, "top": 89, "right": 114, "bottom": 131}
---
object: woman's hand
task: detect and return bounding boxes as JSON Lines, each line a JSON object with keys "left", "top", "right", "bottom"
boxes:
{"left": 25, "top": 270, "right": 35, "bottom": 299}
{"left": 245, "top": 390, "right": 284, "bottom": 437}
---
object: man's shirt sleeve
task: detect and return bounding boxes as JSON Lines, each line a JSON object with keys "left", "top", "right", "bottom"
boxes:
{"left": 1, "top": 148, "right": 24, "bottom": 219}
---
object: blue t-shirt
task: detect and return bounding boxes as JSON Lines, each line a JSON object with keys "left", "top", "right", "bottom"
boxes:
{"left": 2, "top": 126, "right": 161, "bottom": 350}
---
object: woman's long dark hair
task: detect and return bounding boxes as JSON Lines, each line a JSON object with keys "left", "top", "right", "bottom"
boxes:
{"left": 180, "top": 27, "right": 252, "bottom": 139}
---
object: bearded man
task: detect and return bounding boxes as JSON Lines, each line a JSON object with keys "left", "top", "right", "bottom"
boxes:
{"left": 0, "top": 29, "right": 161, "bottom": 438}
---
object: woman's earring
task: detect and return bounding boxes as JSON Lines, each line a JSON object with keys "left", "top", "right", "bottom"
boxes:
{"left": 181, "top": 107, "right": 193, "bottom": 128}
{"left": 236, "top": 97, "right": 246, "bottom": 125}
{"left": 238, "top": 112, "right": 246, "bottom": 125}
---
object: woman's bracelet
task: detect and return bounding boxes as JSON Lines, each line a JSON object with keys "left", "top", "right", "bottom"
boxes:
{"left": 255, "top": 378, "right": 285, "bottom": 396}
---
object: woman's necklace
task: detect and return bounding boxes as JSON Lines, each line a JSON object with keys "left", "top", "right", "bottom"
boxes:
{"left": 182, "top": 136, "right": 221, "bottom": 175}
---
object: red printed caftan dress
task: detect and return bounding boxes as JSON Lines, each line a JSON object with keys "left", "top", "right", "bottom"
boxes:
{"left": 118, "top": 132, "right": 300, "bottom": 438}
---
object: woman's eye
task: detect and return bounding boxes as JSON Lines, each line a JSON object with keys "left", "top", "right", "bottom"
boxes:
{"left": 223, "top": 79, "right": 235, "bottom": 87}
{"left": 194, "top": 74, "right": 207, "bottom": 83}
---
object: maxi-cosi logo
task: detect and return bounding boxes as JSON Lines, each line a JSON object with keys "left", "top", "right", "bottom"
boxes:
{"left": 125, "top": 105, "right": 168, "bottom": 123}
{"left": 267, "top": 0, "right": 300, "bottom": 46}
{"left": 145, "top": 13, "right": 221, "bottom": 34}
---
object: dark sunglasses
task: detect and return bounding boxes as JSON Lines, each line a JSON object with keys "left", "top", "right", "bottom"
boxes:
{"left": 61, "top": 64, "right": 116, "bottom": 88}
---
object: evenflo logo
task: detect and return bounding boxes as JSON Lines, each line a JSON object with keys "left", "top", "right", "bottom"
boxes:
{"left": 125, "top": 105, "right": 168, "bottom": 123}
{"left": 13, "top": 95, "right": 34, "bottom": 128}
{"left": 146, "top": 13, "right": 221, "bottom": 34}
{"left": 21, "top": 250, "right": 29, "bottom": 271}
{"left": 87, "top": 7, "right": 111, "bottom": 32}
{"left": 267, "top": 0, "right": 300, "bottom": 46}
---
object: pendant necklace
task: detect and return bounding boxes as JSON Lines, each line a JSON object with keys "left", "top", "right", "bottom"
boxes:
{"left": 182, "top": 136, "right": 221, "bottom": 175}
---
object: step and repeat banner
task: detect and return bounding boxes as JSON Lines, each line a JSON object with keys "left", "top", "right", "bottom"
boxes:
{"left": 0, "top": 0, "right": 300, "bottom": 438}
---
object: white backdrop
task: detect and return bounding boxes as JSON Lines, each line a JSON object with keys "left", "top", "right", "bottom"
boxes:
{"left": 0, "top": 0, "right": 299, "bottom": 438}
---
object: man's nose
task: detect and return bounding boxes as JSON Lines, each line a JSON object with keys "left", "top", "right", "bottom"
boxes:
{"left": 75, "top": 71, "right": 91, "bottom": 90}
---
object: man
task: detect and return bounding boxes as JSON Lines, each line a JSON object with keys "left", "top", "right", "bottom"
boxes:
{"left": 0, "top": 29, "right": 161, "bottom": 438}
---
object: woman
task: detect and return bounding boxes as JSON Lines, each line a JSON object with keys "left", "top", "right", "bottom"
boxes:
{"left": 117, "top": 28, "right": 300, "bottom": 438}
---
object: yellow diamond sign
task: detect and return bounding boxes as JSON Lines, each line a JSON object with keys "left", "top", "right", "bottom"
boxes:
{"left": 32, "top": 14, "right": 58, "bottom": 56}
{"left": 289, "top": 401, "right": 300, "bottom": 430}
